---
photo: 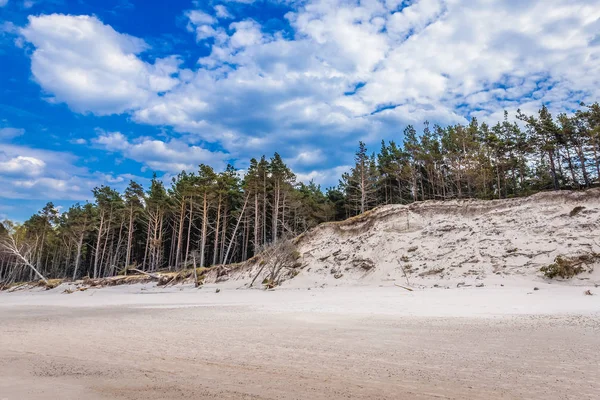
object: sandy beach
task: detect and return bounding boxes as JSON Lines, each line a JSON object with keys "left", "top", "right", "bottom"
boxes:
{"left": 1, "top": 282, "right": 599, "bottom": 400}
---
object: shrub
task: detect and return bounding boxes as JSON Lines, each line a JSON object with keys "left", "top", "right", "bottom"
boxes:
{"left": 540, "top": 253, "right": 599, "bottom": 279}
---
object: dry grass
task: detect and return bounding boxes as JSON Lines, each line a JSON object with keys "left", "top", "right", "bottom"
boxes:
{"left": 82, "top": 275, "right": 153, "bottom": 287}
{"left": 294, "top": 205, "right": 404, "bottom": 245}
{"left": 569, "top": 206, "right": 586, "bottom": 217}
{"left": 156, "top": 267, "right": 211, "bottom": 287}
{"left": 39, "top": 279, "right": 64, "bottom": 290}
{"left": 418, "top": 267, "right": 445, "bottom": 277}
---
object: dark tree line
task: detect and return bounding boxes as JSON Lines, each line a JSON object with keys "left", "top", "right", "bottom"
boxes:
{"left": 1, "top": 104, "right": 599, "bottom": 283}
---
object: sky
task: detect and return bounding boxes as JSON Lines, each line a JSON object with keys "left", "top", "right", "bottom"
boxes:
{"left": 1, "top": 0, "right": 599, "bottom": 220}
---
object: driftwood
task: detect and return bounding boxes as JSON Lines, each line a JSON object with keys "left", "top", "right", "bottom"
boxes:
{"left": 7, "top": 283, "right": 29, "bottom": 293}
{"left": 129, "top": 269, "right": 162, "bottom": 280}
{"left": 394, "top": 283, "right": 414, "bottom": 291}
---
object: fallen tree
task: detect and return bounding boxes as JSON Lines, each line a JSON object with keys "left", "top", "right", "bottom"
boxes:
{"left": 0, "top": 221, "right": 48, "bottom": 285}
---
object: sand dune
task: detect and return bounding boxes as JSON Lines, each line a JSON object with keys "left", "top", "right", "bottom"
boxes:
{"left": 209, "top": 189, "right": 600, "bottom": 289}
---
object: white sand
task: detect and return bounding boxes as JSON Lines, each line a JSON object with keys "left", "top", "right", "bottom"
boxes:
{"left": 1, "top": 279, "right": 599, "bottom": 317}
{"left": 1, "top": 284, "right": 600, "bottom": 399}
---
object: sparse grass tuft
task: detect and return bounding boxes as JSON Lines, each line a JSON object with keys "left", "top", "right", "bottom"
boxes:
{"left": 569, "top": 206, "right": 585, "bottom": 217}
{"left": 418, "top": 267, "right": 445, "bottom": 277}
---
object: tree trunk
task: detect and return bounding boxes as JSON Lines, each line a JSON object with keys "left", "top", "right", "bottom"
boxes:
{"left": 220, "top": 208, "right": 228, "bottom": 264}
{"left": 199, "top": 193, "right": 208, "bottom": 268}
{"left": 548, "top": 150, "right": 560, "bottom": 190}
{"left": 175, "top": 197, "right": 186, "bottom": 269}
{"left": 272, "top": 182, "right": 280, "bottom": 243}
{"left": 143, "top": 219, "right": 151, "bottom": 271}
{"left": 564, "top": 145, "right": 578, "bottom": 186}
{"left": 212, "top": 194, "right": 222, "bottom": 266}
{"left": 125, "top": 206, "right": 134, "bottom": 268}
{"left": 575, "top": 143, "right": 590, "bottom": 187}
{"left": 73, "top": 231, "right": 84, "bottom": 280}
{"left": 99, "top": 209, "right": 113, "bottom": 277}
{"left": 184, "top": 200, "right": 193, "bottom": 267}
{"left": 254, "top": 193, "right": 260, "bottom": 254}
{"left": 93, "top": 211, "right": 105, "bottom": 279}
{"left": 224, "top": 194, "right": 249, "bottom": 265}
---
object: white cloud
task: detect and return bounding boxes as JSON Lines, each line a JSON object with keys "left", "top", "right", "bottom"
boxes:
{"left": 296, "top": 165, "right": 351, "bottom": 188}
{"left": 17, "top": 1, "right": 600, "bottom": 185}
{"left": 0, "top": 144, "right": 79, "bottom": 179}
{"left": 0, "top": 156, "right": 45, "bottom": 177}
{"left": 214, "top": 5, "right": 233, "bottom": 19}
{"left": 0, "top": 127, "right": 25, "bottom": 140}
{"left": 0, "top": 143, "right": 137, "bottom": 201}
{"left": 187, "top": 10, "right": 216, "bottom": 26}
{"left": 70, "top": 138, "right": 87, "bottom": 145}
{"left": 287, "top": 149, "right": 326, "bottom": 168}
{"left": 0, "top": 0, "right": 8, "bottom": 7}
{"left": 229, "top": 20, "right": 264, "bottom": 48}
{"left": 20, "top": 14, "right": 181, "bottom": 115}
{"left": 93, "top": 131, "right": 230, "bottom": 173}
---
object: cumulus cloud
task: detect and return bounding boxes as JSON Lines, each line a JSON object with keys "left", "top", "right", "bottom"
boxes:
{"left": 0, "top": 143, "right": 139, "bottom": 201}
{"left": 92, "top": 131, "right": 230, "bottom": 173}
{"left": 0, "top": 156, "right": 45, "bottom": 177}
{"left": 135, "top": 0, "right": 600, "bottom": 164}
{"left": 17, "top": 1, "right": 600, "bottom": 186}
{"left": 20, "top": 14, "right": 181, "bottom": 115}
{"left": 186, "top": 9, "right": 225, "bottom": 42}
{"left": 214, "top": 5, "right": 233, "bottom": 19}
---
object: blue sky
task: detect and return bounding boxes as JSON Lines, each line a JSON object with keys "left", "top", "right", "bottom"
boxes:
{"left": 1, "top": 0, "right": 599, "bottom": 220}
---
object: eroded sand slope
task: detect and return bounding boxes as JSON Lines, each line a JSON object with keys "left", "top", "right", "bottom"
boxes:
{"left": 211, "top": 189, "right": 600, "bottom": 288}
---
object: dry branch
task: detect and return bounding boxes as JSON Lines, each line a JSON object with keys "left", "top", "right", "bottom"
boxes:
{"left": 394, "top": 283, "right": 414, "bottom": 291}
{"left": 129, "top": 268, "right": 162, "bottom": 280}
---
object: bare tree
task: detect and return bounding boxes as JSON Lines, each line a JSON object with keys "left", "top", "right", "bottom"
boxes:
{"left": 250, "top": 237, "right": 300, "bottom": 288}
{"left": 0, "top": 221, "right": 48, "bottom": 284}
